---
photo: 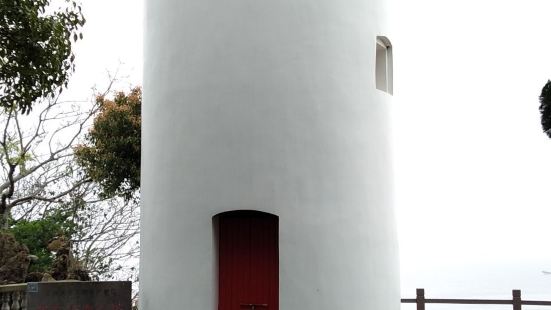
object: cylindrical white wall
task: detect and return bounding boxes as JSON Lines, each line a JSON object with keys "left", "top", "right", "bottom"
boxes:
{"left": 141, "top": 1, "right": 399, "bottom": 309}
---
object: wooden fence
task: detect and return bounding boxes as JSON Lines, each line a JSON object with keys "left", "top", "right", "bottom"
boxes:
{"left": 402, "top": 289, "right": 551, "bottom": 310}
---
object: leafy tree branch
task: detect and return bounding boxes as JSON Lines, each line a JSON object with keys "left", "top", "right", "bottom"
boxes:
{"left": 0, "top": 0, "right": 86, "bottom": 113}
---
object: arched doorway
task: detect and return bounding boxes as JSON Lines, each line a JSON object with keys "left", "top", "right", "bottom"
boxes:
{"left": 216, "top": 211, "right": 279, "bottom": 310}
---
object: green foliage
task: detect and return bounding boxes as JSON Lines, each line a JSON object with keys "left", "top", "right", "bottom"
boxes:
{"left": 0, "top": 0, "right": 85, "bottom": 113}
{"left": 9, "top": 210, "right": 77, "bottom": 273}
{"left": 540, "top": 80, "right": 551, "bottom": 138}
{"left": 75, "top": 88, "right": 141, "bottom": 199}
{"left": 4, "top": 137, "right": 33, "bottom": 165}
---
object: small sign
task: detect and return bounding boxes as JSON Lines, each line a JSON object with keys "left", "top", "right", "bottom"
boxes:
{"left": 27, "top": 282, "right": 39, "bottom": 293}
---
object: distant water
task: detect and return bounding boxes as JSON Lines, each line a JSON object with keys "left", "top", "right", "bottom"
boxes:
{"left": 401, "top": 259, "right": 551, "bottom": 310}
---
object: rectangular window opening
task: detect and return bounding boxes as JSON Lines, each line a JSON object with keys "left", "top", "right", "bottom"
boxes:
{"left": 376, "top": 37, "right": 393, "bottom": 95}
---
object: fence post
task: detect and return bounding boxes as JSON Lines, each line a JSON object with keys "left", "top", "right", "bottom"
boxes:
{"left": 416, "top": 288, "right": 426, "bottom": 310}
{"left": 512, "top": 289, "right": 521, "bottom": 310}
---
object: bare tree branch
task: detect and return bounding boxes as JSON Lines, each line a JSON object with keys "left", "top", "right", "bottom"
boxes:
{"left": 2, "top": 74, "right": 140, "bottom": 287}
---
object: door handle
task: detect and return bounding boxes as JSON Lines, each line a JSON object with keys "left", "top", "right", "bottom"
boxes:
{"left": 241, "top": 303, "right": 268, "bottom": 310}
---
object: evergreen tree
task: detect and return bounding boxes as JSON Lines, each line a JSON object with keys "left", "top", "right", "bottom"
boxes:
{"left": 0, "top": 0, "right": 85, "bottom": 113}
{"left": 75, "top": 88, "right": 141, "bottom": 199}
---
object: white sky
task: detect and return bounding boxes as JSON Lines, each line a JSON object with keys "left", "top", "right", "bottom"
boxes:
{"left": 390, "top": 0, "right": 551, "bottom": 300}
{"left": 68, "top": 0, "right": 551, "bottom": 301}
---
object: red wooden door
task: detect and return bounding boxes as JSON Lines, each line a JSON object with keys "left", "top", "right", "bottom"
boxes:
{"left": 218, "top": 211, "right": 278, "bottom": 310}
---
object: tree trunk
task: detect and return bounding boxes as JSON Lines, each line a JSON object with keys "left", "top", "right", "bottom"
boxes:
{"left": 0, "top": 207, "right": 9, "bottom": 230}
{"left": 0, "top": 164, "right": 16, "bottom": 230}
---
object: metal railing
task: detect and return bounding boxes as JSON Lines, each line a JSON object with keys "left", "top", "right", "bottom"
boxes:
{"left": 0, "top": 283, "right": 27, "bottom": 310}
{"left": 402, "top": 288, "right": 551, "bottom": 310}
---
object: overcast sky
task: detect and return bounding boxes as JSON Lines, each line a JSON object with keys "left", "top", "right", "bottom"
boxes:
{"left": 390, "top": 0, "right": 551, "bottom": 300}
{"left": 69, "top": 0, "right": 551, "bottom": 302}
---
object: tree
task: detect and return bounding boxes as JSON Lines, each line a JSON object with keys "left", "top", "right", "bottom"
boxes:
{"left": 0, "top": 0, "right": 85, "bottom": 113}
{"left": 0, "top": 231, "right": 29, "bottom": 284}
{"left": 75, "top": 88, "right": 141, "bottom": 199}
{"left": 540, "top": 80, "right": 551, "bottom": 138}
{"left": 0, "top": 94, "right": 97, "bottom": 229}
{"left": 0, "top": 0, "right": 140, "bottom": 285}
{"left": 0, "top": 87, "right": 140, "bottom": 284}
{"left": 10, "top": 209, "right": 77, "bottom": 273}
{"left": 9, "top": 184, "right": 140, "bottom": 282}
{"left": 69, "top": 195, "right": 139, "bottom": 281}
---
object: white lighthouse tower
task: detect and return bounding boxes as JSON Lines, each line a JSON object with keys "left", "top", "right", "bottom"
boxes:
{"left": 140, "top": 0, "right": 399, "bottom": 309}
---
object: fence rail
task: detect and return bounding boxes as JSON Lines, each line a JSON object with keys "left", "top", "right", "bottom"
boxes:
{"left": 0, "top": 283, "right": 27, "bottom": 310}
{"left": 402, "top": 289, "right": 551, "bottom": 310}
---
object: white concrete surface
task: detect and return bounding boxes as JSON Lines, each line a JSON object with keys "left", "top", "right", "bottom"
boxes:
{"left": 141, "top": 0, "right": 400, "bottom": 309}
